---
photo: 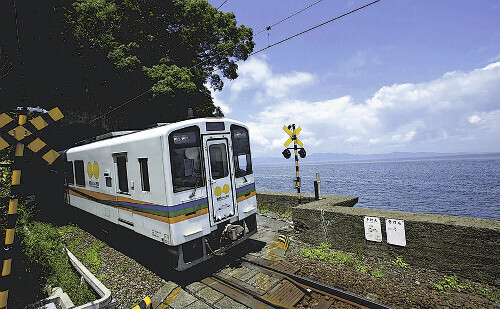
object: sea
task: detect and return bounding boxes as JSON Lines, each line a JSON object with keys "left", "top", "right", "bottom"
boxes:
{"left": 253, "top": 154, "right": 500, "bottom": 221}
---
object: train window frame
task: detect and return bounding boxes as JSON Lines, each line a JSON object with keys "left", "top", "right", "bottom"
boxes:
{"left": 65, "top": 161, "right": 75, "bottom": 185}
{"left": 230, "top": 125, "right": 253, "bottom": 178}
{"left": 169, "top": 126, "right": 205, "bottom": 193}
{"left": 74, "top": 160, "right": 85, "bottom": 187}
{"left": 138, "top": 158, "right": 150, "bottom": 192}
{"left": 209, "top": 143, "right": 229, "bottom": 180}
{"left": 114, "top": 153, "right": 129, "bottom": 194}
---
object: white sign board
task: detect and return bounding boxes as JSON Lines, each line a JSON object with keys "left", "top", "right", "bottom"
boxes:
{"left": 364, "top": 216, "right": 382, "bottom": 242}
{"left": 386, "top": 218, "right": 406, "bottom": 246}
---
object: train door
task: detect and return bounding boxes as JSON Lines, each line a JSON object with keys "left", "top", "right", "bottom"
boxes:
{"left": 113, "top": 153, "right": 134, "bottom": 226}
{"left": 203, "top": 137, "right": 236, "bottom": 225}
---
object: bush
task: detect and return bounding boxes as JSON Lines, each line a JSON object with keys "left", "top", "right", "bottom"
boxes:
{"left": 21, "top": 222, "right": 96, "bottom": 305}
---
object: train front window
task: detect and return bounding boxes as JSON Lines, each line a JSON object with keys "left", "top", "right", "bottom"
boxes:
{"left": 231, "top": 125, "right": 252, "bottom": 178}
{"left": 169, "top": 126, "right": 205, "bottom": 193}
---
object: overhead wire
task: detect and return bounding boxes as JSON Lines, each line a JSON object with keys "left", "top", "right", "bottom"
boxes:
{"left": 254, "top": 0, "right": 323, "bottom": 36}
{"left": 89, "top": 88, "right": 152, "bottom": 123}
{"left": 190, "top": 0, "right": 325, "bottom": 71}
{"left": 217, "top": 0, "right": 229, "bottom": 10}
{"left": 93, "top": 0, "right": 381, "bottom": 123}
{"left": 251, "top": 0, "right": 381, "bottom": 56}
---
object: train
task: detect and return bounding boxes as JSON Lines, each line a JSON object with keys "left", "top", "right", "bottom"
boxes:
{"left": 61, "top": 118, "right": 257, "bottom": 270}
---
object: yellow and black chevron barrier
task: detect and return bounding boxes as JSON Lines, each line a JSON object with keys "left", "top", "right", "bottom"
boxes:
{"left": 0, "top": 107, "right": 63, "bottom": 308}
{"left": 277, "top": 234, "right": 290, "bottom": 250}
{"left": 133, "top": 296, "right": 152, "bottom": 309}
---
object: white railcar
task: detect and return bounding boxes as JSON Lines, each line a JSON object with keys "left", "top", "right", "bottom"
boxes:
{"left": 63, "top": 118, "right": 257, "bottom": 270}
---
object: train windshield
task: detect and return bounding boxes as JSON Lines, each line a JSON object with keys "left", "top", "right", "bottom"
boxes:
{"left": 169, "top": 126, "right": 205, "bottom": 192}
{"left": 231, "top": 125, "right": 252, "bottom": 178}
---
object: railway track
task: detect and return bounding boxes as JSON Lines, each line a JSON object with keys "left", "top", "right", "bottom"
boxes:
{"left": 200, "top": 254, "right": 393, "bottom": 309}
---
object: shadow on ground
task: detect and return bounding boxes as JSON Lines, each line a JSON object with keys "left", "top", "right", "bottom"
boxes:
{"left": 56, "top": 205, "right": 266, "bottom": 287}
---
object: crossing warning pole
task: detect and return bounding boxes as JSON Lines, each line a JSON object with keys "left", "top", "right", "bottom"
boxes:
{"left": 0, "top": 108, "right": 26, "bottom": 308}
{"left": 282, "top": 124, "right": 306, "bottom": 205}
{"left": 292, "top": 124, "right": 301, "bottom": 204}
{"left": 0, "top": 106, "right": 64, "bottom": 308}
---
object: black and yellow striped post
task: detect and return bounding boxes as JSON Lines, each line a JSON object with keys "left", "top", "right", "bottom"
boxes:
{"left": 133, "top": 296, "right": 152, "bottom": 309}
{"left": 282, "top": 124, "right": 306, "bottom": 205}
{"left": 0, "top": 107, "right": 64, "bottom": 308}
{"left": 0, "top": 108, "right": 27, "bottom": 308}
{"left": 291, "top": 124, "right": 301, "bottom": 204}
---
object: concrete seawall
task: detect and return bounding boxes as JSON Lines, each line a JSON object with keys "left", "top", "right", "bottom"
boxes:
{"left": 256, "top": 191, "right": 500, "bottom": 286}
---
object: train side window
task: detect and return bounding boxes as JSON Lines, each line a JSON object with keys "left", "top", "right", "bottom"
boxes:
{"left": 231, "top": 125, "right": 253, "bottom": 178}
{"left": 66, "top": 161, "right": 74, "bottom": 185}
{"left": 115, "top": 154, "right": 129, "bottom": 193}
{"left": 169, "top": 126, "right": 205, "bottom": 193}
{"left": 139, "top": 158, "right": 150, "bottom": 192}
{"left": 74, "top": 160, "right": 85, "bottom": 186}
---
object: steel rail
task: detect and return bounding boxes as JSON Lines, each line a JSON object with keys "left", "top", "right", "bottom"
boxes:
{"left": 242, "top": 256, "right": 394, "bottom": 309}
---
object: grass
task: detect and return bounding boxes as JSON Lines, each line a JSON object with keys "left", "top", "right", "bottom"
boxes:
{"left": 299, "top": 243, "right": 386, "bottom": 277}
{"left": 431, "top": 275, "right": 499, "bottom": 303}
{"left": 20, "top": 221, "right": 96, "bottom": 305}
{"left": 392, "top": 256, "right": 410, "bottom": 269}
{"left": 257, "top": 202, "right": 292, "bottom": 217}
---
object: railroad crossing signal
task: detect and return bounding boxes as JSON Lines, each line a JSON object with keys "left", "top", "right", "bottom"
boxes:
{"left": 282, "top": 124, "right": 306, "bottom": 204}
{"left": 0, "top": 107, "right": 64, "bottom": 308}
{"left": 0, "top": 107, "right": 64, "bottom": 164}
{"left": 283, "top": 125, "right": 303, "bottom": 147}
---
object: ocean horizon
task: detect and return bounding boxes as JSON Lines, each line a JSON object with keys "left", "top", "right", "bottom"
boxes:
{"left": 253, "top": 153, "right": 500, "bottom": 220}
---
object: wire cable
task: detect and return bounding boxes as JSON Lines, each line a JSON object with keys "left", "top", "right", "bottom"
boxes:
{"left": 217, "top": 0, "right": 229, "bottom": 10}
{"left": 251, "top": 0, "right": 381, "bottom": 56}
{"left": 254, "top": 0, "right": 323, "bottom": 36}
{"left": 93, "top": 0, "right": 380, "bottom": 122}
{"left": 89, "top": 88, "right": 152, "bottom": 123}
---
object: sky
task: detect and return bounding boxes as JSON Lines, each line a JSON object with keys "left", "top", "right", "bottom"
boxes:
{"left": 206, "top": 0, "right": 500, "bottom": 157}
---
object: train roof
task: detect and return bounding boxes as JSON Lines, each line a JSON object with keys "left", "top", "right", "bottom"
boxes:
{"left": 67, "top": 117, "right": 247, "bottom": 153}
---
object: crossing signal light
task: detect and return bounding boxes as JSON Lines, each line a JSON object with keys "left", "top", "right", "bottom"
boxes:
{"left": 298, "top": 148, "right": 306, "bottom": 158}
{"left": 282, "top": 148, "right": 291, "bottom": 159}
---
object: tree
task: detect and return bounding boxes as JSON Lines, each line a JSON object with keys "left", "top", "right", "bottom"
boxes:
{"left": 66, "top": 0, "right": 254, "bottom": 123}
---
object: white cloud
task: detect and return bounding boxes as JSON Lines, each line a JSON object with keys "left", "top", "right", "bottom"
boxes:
{"left": 468, "top": 115, "right": 482, "bottom": 124}
{"left": 239, "top": 60, "right": 500, "bottom": 156}
{"left": 229, "top": 56, "right": 315, "bottom": 101}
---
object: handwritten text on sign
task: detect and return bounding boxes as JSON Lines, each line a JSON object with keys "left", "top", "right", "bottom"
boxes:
{"left": 386, "top": 218, "right": 406, "bottom": 247}
{"left": 364, "top": 216, "right": 382, "bottom": 242}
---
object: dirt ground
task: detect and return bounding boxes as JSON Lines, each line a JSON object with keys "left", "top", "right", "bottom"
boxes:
{"left": 284, "top": 239, "right": 499, "bottom": 308}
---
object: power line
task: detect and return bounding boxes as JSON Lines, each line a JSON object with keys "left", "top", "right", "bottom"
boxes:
{"left": 94, "top": 1, "right": 324, "bottom": 121}
{"left": 90, "top": 88, "right": 152, "bottom": 123}
{"left": 217, "top": 0, "right": 229, "bottom": 10}
{"left": 251, "top": 0, "right": 381, "bottom": 56}
{"left": 93, "top": 0, "right": 381, "bottom": 123}
{"left": 254, "top": 0, "right": 323, "bottom": 36}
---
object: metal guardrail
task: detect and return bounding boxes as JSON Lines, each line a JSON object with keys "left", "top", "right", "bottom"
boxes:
{"left": 65, "top": 248, "right": 116, "bottom": 309}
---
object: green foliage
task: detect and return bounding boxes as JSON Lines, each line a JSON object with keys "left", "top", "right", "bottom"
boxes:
{"left": 142, "top": 64, "right": 197, "bottom": 97}
{"left": 299, "top": 243, "right": 381, "bottom": 276}
{"left": 20, "top": 222, "right": 96, "bottom": 305}
{"left": 257, "top": 202, "right": 292, "bottom": 217}
{"left": 69, "top": 0, "right": 122, "bottom": 49}
{"left": 370, "top": 266, "right": 386, "bottom": 278}
{"left": 392, "top": 256, "right": 410, "bottom": 269}
{"left": 430, "top": 275, "right": 499, "bottom": 303}
{"left": 431, "top": 282, "right": 445, "bottom": 292}
{"left": 0, "top": 164, "right": 11, "bottom": 199}
{"left": 477, "top": 287, "right": 499, "bottom": 303}
{"left": 66, "top": 0, "right": 255, "bottom": 114}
